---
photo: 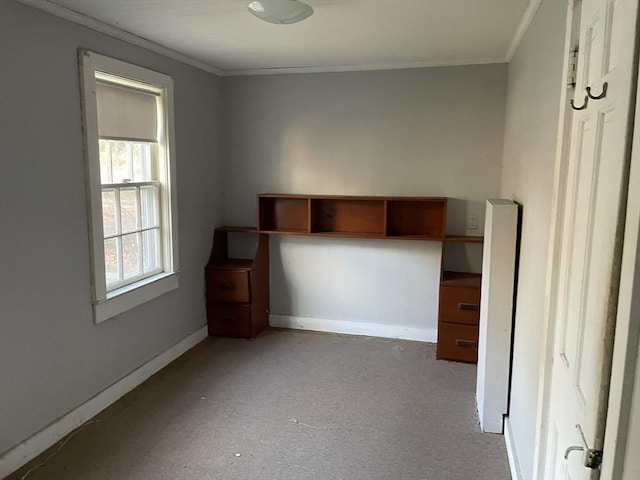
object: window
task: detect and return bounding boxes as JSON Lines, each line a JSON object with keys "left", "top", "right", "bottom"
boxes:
{"left": 80, "top": 51, "right": 178, "bottom": 323}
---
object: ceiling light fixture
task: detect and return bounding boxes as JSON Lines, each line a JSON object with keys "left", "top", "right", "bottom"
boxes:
{"left": 247, "top": 0, "right": 314, "bottom": 25}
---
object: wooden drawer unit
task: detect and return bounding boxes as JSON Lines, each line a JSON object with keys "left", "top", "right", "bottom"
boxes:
{"left": 438, "top": 285, "right": 480, "bottom": 326}
{"left": 437, "top": 272, "right": 482, "bottom": 363}
{"left": 436, "top": 323, "right": 479, "bottom": 364}
{"left": 206, "top": 269, "right": 250, "bottom": 303}
{"left": 207, "top": 304, "right": 253, "bottom": 338}
{"left": 205, "top": 227, "right": 269, "bottom": 339}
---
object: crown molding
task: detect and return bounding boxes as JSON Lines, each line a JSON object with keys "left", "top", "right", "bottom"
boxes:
{"left": 223, "top": 57, "right": 507, "bottom": 77}
{"left": 15, "top": 0, "right": 224, "bottom": 76}
{"left": 505, "top": 0, "right": 543, "bottom": 61}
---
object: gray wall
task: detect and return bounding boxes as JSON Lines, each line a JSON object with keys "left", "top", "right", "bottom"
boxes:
{"left": 0, "top": 0, "right": 222, "bottom": 454}
{"left": 222, "top": 66, "right": 507, "bottom": 333}
{"left": 500, "top": 0, "right": 568, "bottom": 477}
{"left": 222, "top": 65, "right": 507, "bottom": 231}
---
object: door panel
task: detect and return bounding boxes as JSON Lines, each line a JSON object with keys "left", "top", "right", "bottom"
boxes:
{"left": 603, "top": 0, "right": 624, "bottom": 73}
{"left": 544, "top": 0, "right": 638, "bottom": 478}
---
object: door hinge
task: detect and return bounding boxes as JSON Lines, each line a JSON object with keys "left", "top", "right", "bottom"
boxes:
{"left": 567, "top": 45, "right": 579, "bottom": 88}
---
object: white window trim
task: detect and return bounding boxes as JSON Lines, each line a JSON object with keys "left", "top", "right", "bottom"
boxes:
{"left": 79, "top": 50, "right": 179, "bottom": 324}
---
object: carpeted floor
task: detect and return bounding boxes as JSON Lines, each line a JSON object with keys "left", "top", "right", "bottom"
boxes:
{"left": 8, "top": 329, "right": 511, "bottom": 480}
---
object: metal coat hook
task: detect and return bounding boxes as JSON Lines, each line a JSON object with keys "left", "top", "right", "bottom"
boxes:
{"left": 570, "top": 95, "right": 589, "bottom": 110}
{"left": 587, "top": 82, "right": 608, "bottom": 100}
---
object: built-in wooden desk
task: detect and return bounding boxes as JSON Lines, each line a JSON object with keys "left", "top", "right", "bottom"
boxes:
{"left": 205, "top": 194, "right": 483, "bottom": 363}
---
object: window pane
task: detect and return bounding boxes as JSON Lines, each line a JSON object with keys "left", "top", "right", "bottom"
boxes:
{"left": 133, "top": 143, "right": 152, "bottom": 181}
{"left": 102, "top": 189, "right": 117, "bottom": 236}
{"left": 141, "top": 186, "right": 159, "bottom": 228}
{"left": 143, "top": 229, "right": 161, "bottom": 273}
{"left": 120, "top": 187, "right": 139, "bottom": 234}
{"left": 111, "top": 141, "right": 131, "bottom": 183}
{"left": 122, "top": 233, "right": 141, "bottom": 280}
{"left": 99, "top": 140, "right": 112, "bottom": 183}
{"left": 104, "top": 237, "right": 120, "bottom": 287}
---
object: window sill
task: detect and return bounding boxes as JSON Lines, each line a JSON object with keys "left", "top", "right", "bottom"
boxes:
{"left": 94, "top": 272, "right": 179, "bottom": 324}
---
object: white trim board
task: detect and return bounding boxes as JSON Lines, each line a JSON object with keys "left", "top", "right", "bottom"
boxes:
{"left": 0, "top": 326, "right": 208, "bottom": 479}
{"left": 506, "top": 0, "right": 544, "bottom": 61}
{"left": 224, "top": 58, "right": 506, "bottom": 77}
{"left": 504, "top": 416, "right": 523, "bottom": 480}
{"left": 14, "top": 0, "right": 223, "bottom": 76}
{"left": 270, "top": 314, "right": 437, "bottom": 343}
{"left": 530, "top": 1, "right": 578, "bottom": 476}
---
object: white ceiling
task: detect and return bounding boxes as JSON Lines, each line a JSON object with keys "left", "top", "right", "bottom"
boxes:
{"left": 24, "top": 0, "right": 535, "bottom": 75}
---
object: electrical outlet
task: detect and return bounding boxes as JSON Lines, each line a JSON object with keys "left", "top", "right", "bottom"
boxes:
{"left": 468, "top": 215, "right": 478, "bottom": 230}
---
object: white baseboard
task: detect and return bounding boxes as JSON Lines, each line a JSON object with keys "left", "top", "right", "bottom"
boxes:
{"left": 269, "top": 314, "right": 437, "bottom": 343}
{"left": 504, "top": 416, "right": 523, "bottom": 480}
{"left": 0, "top": 326, "right": 208, "bottom": 480}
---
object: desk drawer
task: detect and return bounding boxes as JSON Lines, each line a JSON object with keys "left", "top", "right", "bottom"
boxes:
{"left": 207, "top": 304, "right": 252, "bottom": 338}
{"left": 439, "top": 285, "right": 481, "bottom": 326}
{"left": 206, "top": 270, "right": 250, "bottom": 303}
{"left": 436, "top": 323, "right": 479, "bottom": 363}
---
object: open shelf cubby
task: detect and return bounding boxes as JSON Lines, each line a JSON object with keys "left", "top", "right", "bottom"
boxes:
{"left": 385, "top": 199, "right": 446, "bottom": 239}
{"left": 311, "top": 198, "right": 385, "bottom": 235}
{"left": 258, "top": 195, "right": 309, "bottom": 234}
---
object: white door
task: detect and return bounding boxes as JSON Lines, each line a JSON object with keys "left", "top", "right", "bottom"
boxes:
{"left": 544, "top": 0, "right": 639, "bottom": 478}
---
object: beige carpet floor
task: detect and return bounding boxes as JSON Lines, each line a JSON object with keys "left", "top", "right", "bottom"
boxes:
{"left": 8, "top": 329, "right": 511, "bottom": 480}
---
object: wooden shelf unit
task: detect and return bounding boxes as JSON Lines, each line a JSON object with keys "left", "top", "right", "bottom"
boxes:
{"left": 258, "top": 194, "right": 448, "bottom": 240}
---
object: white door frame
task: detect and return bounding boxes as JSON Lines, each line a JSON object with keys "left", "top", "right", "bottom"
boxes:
{"left": 533, "top": 0, "right": 640, "bottom": 480}
{"left": 531, "top": 0, "right": 581, "bottom": 474}
{"left": 599, "top": 39, "right": 640, "bottom": 479}
{"left": 532, "top": 0, "right": 640, "bottom": 478}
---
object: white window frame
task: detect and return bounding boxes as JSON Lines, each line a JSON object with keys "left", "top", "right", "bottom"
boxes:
{"left": 79, "top": 50, "right": 179, "bottom": 324}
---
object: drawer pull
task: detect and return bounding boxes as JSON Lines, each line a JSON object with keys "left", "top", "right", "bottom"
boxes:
{"left": 220, "top": 317, "right": 234, "bottom": 323}
{"left": 458, "top": 302, "right": 479, "bottom": 311}
{"left": 455, "top": 339, "right": 478, "bottom": 349}
{"left": 219, "top": 282, "right": 236, "bottom": 290}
